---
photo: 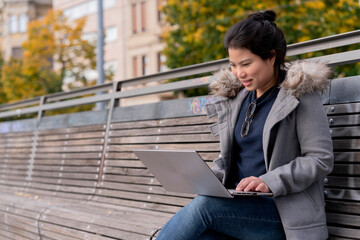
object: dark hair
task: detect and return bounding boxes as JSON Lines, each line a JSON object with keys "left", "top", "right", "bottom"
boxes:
{"left": 224, "top": 10, "right": 287, "bottom": 78}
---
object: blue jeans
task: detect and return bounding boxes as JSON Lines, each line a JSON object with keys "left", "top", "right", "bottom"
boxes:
{"left": 156, "top": 195, "right": 285, "bottom": 240}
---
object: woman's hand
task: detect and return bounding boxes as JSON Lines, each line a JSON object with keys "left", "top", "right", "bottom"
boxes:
{"left": 236, "top": 176, "right": 271, "bottom": 193}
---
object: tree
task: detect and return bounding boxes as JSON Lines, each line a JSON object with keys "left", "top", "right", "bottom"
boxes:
{"left": 162, "top": 0, "right": 360, "bottom": 78}
{"left": 1, "top": 10, "right": 113, "bottom": 104}
{"left": 0, "top": 53, "right": 7, "bottom": 103}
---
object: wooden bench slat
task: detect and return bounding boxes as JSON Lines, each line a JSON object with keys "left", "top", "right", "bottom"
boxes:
{"left": 327, "top": 212, "right": 360, "bottom": 228}
{"left": 37, "top": 138, "right": 105, "bottom": 147}
{"left": 109, "top": 124, "right": 212, "bottom": 137}
{"left": 331, "top": 126, "right": 360, "bottom": 137}
{"left": 100, "top": 181, "right": 194, "bottom": 198}
{"left": 92, "top": 195, "right": 183, "bottom": 214}
{"left": 109, "top": 133, "right": 218, "bottom": 144}
{"left": 328, "top": 226, "right": 360, "bottom": 239}
{"left": 108, "top": 143, "right": 220, "bottom": 152}
{"left": 333, "top": 139, "right": 360, "bottom": 150}
{"left": 34, "top": 153, "right": 102, "bottom": 159}
{"left": 325, "top": 102, "right": 360, "bottom": 115}
{"left": 330, "top": 163, "right": 360, "bottom": 175}
{"left": 38, "top": 125, "right": 106, "bottom": 135}
{"left": 41, "top": 222, "right": 116, "bottom": 240}
{"left": 111, "top": 115, "right": 216, "bottom": 129}
{"left": 326, "top": 176, "right": 360, "bottom": 188}
{"left": 328, "top": 114, "right": 360, "bottom": 126}
{"left": 36, "top": 146, "right": 103, "bottom": 153}
{"left": 334, "top": 152, "right": 360, "bottom": 163}
{"left": 326, "top": 200, "right": 360, "bottom": 215}
{"left": 325, "top": 188, "right": 360, "bottom": 201}
{"left": 95, "top": 188, "right": 192, "bottom": 206}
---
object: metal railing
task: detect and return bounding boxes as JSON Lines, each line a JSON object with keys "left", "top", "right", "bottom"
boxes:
{"left": 0, "top": 29, "right": 359, "bottom": 121}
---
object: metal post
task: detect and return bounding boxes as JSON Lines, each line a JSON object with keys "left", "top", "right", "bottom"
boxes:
{"left": 96, "top": 0, "right": 105, "bottom": 110}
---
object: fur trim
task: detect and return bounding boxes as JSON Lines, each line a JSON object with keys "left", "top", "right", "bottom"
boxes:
{"left": 209, "top": 60, "right": 332, "bottom": 98}
{"left": 281, "top": 60, "right": 332, "bottom": 98}
{"left": 209, "top": 68, "right": 243, "bottom": 97}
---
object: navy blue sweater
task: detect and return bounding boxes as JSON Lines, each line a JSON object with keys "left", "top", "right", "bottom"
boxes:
{"left": 232, "top": 85, "right": 280, "bottom": 187}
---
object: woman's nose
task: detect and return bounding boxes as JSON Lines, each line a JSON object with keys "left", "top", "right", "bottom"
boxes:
{"left": 234, "top": 68, "right": 246, "bottom": 79}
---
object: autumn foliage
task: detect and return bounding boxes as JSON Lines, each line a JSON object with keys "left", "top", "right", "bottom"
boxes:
{"left": 0, "top": 10, "right": 111, "bottom": 104}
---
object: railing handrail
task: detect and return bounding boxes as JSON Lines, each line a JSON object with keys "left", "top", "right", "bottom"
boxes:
{"left": 0, "top": 30, "right": 359, "bottom": 118}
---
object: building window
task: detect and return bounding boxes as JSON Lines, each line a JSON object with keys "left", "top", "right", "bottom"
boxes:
{"left": 19, "top": 14, "right": 28, "bottom": 33}
{"left": 132, "top": 2, "right": 147, "bottom": 34}
{"left": 131, "top": 4, "right": 137, "bottom": 34}
{"left": 142, "top": 55, "right": 148, "bottom": 75}
{"left": 157, "top": 0, "right": 164, "bottom": 22}
{"left": 12, "top": 47, "right": 23, "bottom": 59}
{"left": 105, "top": 26, "right": 118, "bottom": 43}
{"left": 9, "top": 15, "right": 18, "bottom": 34}
{"left": 141, "top": 2, "right": 146, "bottom": 32}
{"left": 64, "top": 0, "right": 116, "bottom": 21}
{"left": 157, "top": 53, "right": 168, "bottom": 72}
{"left": 133, "top": 56, "right": 138, "bottom": 77}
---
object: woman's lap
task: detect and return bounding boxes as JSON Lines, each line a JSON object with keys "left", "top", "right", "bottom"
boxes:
{"left": 156, "top": 195, "right": 285, "bottom": 240}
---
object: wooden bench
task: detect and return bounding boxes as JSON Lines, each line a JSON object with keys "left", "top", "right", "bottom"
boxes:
{"left": 1, "top": 30, "right": 360, "bottom": 239}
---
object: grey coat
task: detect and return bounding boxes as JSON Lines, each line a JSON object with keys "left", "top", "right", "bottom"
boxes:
{"left": 205, "top": 61, "right": 334, "bottom": 240}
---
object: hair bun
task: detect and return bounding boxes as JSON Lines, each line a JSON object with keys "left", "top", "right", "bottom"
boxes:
{"left": 260, "top": 10, "right": 276, "bottom": 22}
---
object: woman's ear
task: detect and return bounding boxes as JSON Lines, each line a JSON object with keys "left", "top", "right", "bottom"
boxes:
{"left": 270, "top": 50, "right": 276, "bottom": 65}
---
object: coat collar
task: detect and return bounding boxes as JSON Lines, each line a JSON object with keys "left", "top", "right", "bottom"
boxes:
{"left": 262, "top": 88, "right": 299, "bottom": 169}
{"left": 209, "top": 60, "right": 331, "bottom": 99}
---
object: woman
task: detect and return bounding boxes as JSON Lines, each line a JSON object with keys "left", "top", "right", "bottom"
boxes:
{"left": 156, "top": 10, "right": 333, "bottom": 240}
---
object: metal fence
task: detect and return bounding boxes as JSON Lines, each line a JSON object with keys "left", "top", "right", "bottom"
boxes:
{"left": 0, "top": 29, "right": 359, "bottom": 122}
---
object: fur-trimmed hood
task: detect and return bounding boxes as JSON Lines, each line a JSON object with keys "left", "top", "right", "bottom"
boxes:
{"left": 209, "top": 61, "right": 332, "bottom": 98}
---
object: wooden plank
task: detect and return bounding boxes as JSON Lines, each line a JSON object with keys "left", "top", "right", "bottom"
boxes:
{"left": 34, "top": 153, "right": 102, "bottom": 160}
{"left": 99, "top": 181, "right": 194, "bottom": 198}
{"left": 111, "top": 115, "right": 216, "bottom": 130}
{"left": 333, "top": 139, "right": 360, "bottom": 150}
{"left": 105, "top": 151, "right": 220, "bottom": 161}
{"left": 325, "top": 188, "right": 360, "bottom": 201}
{"left": 108, "top": 143, "right": 220, "bottom": 152}
{"left": 109, "top": 124, "right": 212, "bottom": 137}
{"left": 32, "top": 165, "right": 100, "bottom": 173}
{"left": 328, "top": 114, "right": 360, "bottom": 127}
{"left": 37, "top": 124, "right": 106, "bottom": 135}
{"left": 37, "top": 138, "right": 105, "bottom": 147}
{"left": 330, "top": 164, "right": 360, "bottom": 175}
{"left": 109, "top": 133, "right": 218, "bottom": 144}
{"left": 41, "top": 222, "right": 116, "bottom": 240}
{"left": 327, "top": 213, "right": 360, "bottom": 228}
{"left": 36, "top": 146, "right": 103, "bottom": 153}
{"left": 326, "top": 200, "right": 360, "bottom": 215}
{"left": 331, "top": 126, "right": 360, "bottom": 137}
{"left": 41, "top": 214, "right": 150, "bottom": 240}
{"left": 334, "top": 152, "right": 360, "bottom": 163}
{"left": 326, "top": 176, "right": 360, "bottom": 188}
{"left": 92, "top": 195, "right": 182, "bottom": 214}
{"left": 325, "top": 102, "right": 360, "bottom": 115}
{"left": 95, "top": 188, "right": 192, "bottom": 206}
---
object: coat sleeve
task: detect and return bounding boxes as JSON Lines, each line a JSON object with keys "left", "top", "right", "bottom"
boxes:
{"left": 260, "top": 92, "right": 334, "bottom": 197}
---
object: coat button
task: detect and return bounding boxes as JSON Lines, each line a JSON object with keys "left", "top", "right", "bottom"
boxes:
{"left": 324, "top": 178, "right": 329, "bottom": 184}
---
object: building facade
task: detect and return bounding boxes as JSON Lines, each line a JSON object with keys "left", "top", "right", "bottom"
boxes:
{"left": 0, "top": 0, "right": 52, "bottom": 60}
{"left": 53, "top": 0, "right": 172, "bottom": 105}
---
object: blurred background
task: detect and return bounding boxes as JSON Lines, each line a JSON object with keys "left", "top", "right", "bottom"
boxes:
{"left": 0, "top": 0, "right": 359, "bottom": 108}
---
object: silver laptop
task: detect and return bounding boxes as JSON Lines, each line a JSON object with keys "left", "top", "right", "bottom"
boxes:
{"left": 133, "top": 149, "right": 273, "bottom": 198}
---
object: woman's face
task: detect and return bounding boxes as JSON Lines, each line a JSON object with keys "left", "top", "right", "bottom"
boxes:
{"left": 228, "top": 47, "right": 276, "bottom": 98}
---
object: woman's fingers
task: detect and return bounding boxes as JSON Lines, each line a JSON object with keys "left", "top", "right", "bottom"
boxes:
{"left": 236, "top": 176, "right": 271, "bottom": 193}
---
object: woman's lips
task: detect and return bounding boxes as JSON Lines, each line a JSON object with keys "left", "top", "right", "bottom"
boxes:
{"left": 242, "top": 79, "right": 252, "bottom": 87}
